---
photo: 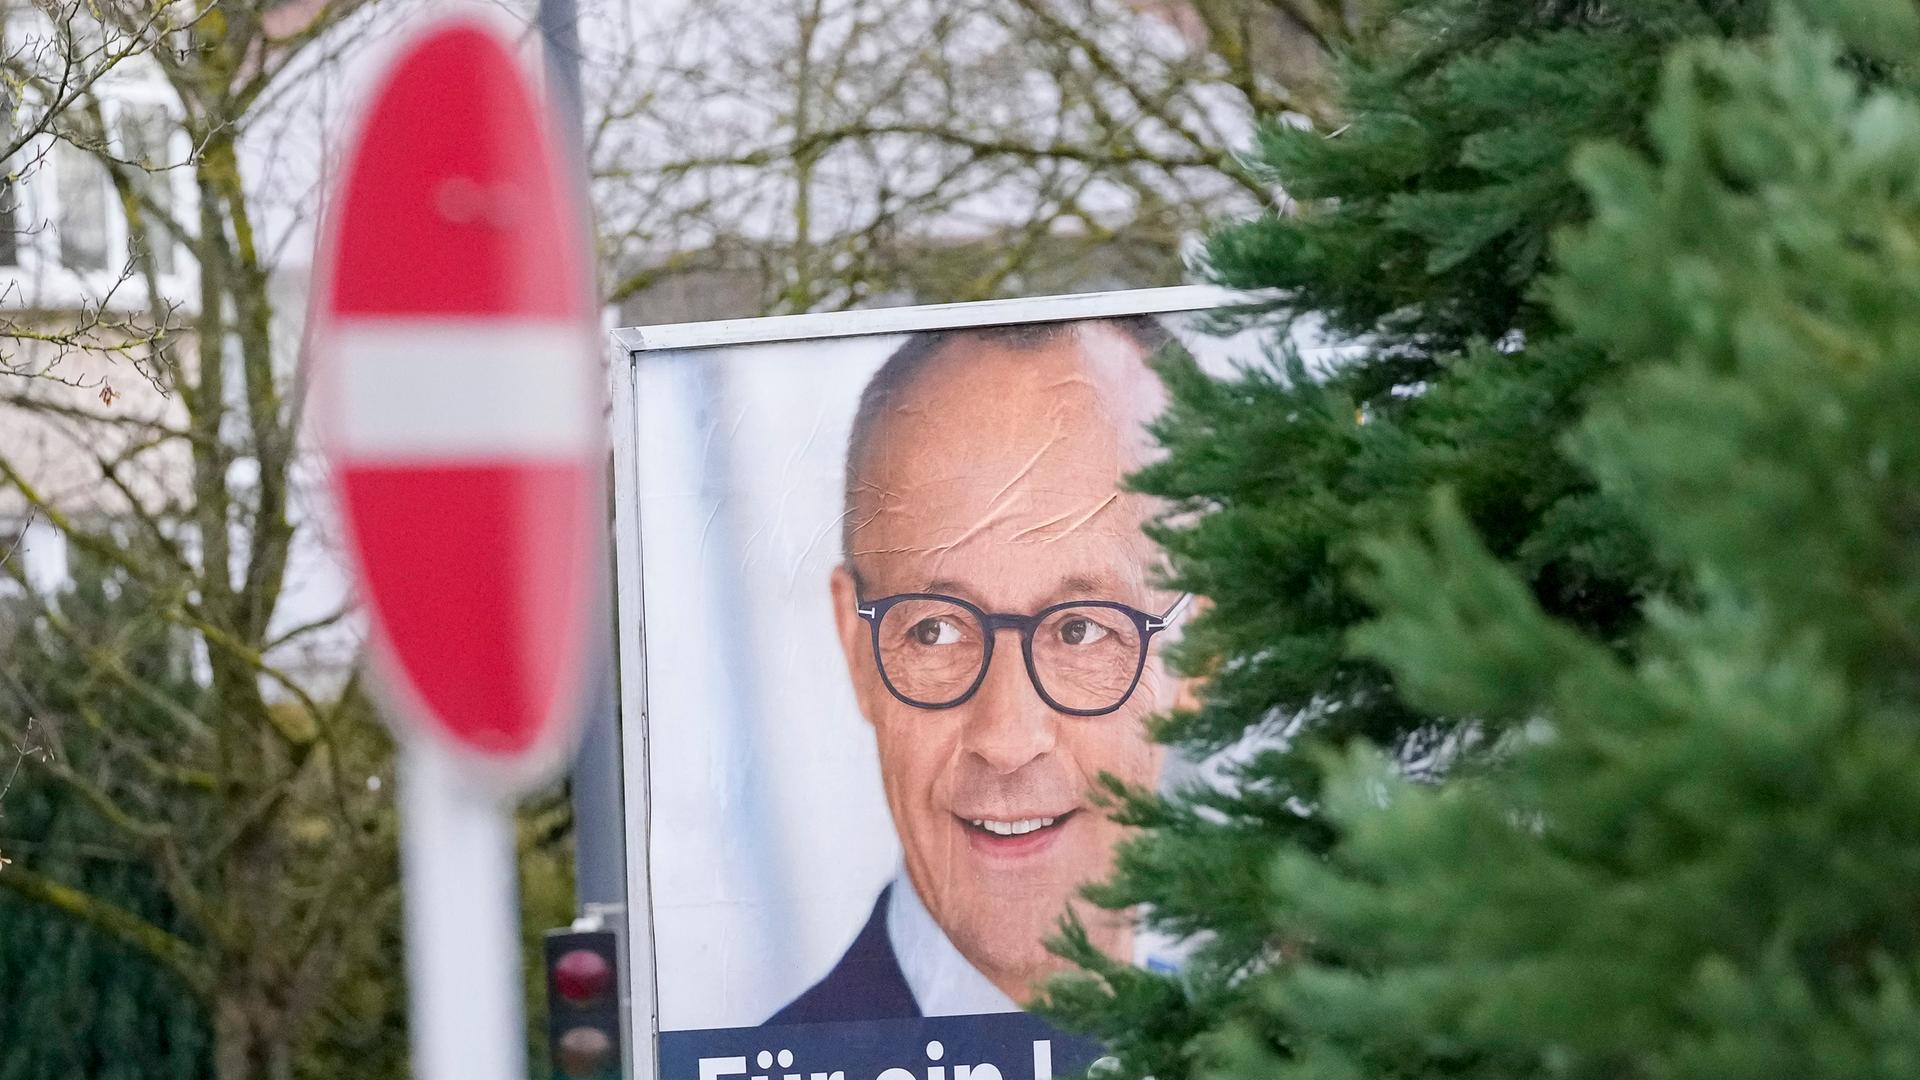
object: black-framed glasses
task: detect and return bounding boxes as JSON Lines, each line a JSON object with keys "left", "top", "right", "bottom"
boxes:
{"left": 854, "top": 591, "right": 1193, "bottom": 717}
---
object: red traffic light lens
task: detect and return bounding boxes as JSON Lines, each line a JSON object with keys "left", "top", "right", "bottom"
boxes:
{"left": 553, "top": 948, "right": 613, "bottom": 1004}
{"left": 557, "top": 1026, "right": 616, "bottom": 1078}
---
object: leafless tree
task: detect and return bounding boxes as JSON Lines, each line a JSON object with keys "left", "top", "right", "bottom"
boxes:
{"left": 0, "top": 3, "right": 427, "bottom": 1078}
{"left": 586, "top": 0, "right": 1367, "bottom": 319}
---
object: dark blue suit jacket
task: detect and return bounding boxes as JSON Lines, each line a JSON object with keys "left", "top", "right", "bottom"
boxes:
{"left": 767, "top": 886, "right": 920, "bottom": 1025}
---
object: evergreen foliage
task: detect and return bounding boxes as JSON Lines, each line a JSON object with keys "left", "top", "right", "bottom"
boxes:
{"left": 1229, "top": 10, "right": 1920, "bottom": 1077}
{"left": 1044, "top": 0, "right": 1920, "bottom": 1074}
{"left": 0, "top": 555, "right": 574, "bottom": 1080}
{"left": 0, "top": 562, "right": 211, "bottom": 1080}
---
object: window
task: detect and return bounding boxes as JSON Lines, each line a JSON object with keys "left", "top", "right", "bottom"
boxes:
{"left": 115, "top": 104, "right": 174, "bottom": 276}
{"left": 54, "top": 138, "right": 110, "bottom": 272}
{"left": 0, "top": 90, "right": 16, "bottom": 269}
{"left": 0, "top": 171, "right": 19, "bottom": 268}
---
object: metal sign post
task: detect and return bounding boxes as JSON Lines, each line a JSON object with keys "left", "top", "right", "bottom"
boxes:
{"left": 399, "top": 751, "right": 526, "bottom": 1080}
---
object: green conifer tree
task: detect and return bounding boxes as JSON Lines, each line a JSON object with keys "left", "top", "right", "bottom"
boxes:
{"left": 1211, "top": 9, "right": 1920, "bottom": 1077}
{"left": 1043, "top": 0, "right": 1912, "bottom": 1074}
{"left": 0, "top": 561, "right": 211, "bottom": 1080}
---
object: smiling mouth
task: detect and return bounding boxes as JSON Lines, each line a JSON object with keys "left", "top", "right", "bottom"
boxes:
{"left": 959, "top": 809, "right": 1078, "bottom": 838}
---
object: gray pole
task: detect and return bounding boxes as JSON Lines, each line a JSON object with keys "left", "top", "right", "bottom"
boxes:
{"left": 540, "top": 0, "right": 628, "bottom": 914}
{"left": 570, "top": 638, "right": 628, "bottom": 911}
{"left": 539, "top": 0, "right": 584, "bottom": 148}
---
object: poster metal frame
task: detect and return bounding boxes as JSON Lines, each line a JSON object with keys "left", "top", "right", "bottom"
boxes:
{"left": 606, "top": 284, "right": 1249, "bottom": 1080}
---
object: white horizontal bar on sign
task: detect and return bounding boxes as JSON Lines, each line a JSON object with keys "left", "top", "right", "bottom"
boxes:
{"left": 332, "top": 319, "right": 598, "bottom": 460}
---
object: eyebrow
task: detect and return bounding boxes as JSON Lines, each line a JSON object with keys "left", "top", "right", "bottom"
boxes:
{"left": 917, "top": 573, "right": 1119, "bottom": 604}
{"left": 1059, "top": 574, "right": 1106, "bottom": 596}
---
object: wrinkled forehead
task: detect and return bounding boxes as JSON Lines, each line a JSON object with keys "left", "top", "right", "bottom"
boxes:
{"left": 846, "top": 327, "right": 1168, "bottom": 604}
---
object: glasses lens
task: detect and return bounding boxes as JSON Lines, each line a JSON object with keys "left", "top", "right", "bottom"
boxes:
{"left": 1031, "top": 605, "right": 1145, "bottom": 713}
{"left": 875, "top": 599, "right": 987, "bottom": 706}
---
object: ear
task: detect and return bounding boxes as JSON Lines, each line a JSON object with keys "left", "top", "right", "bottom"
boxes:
{"left": 830, "top": 564, "right": 881, "bottom": 727}
{"left": 1167, "top": 594, "right": 1212, "bottom": 715}
{"left": 1172, "top": 673, "right": 1204, "bottom": 715}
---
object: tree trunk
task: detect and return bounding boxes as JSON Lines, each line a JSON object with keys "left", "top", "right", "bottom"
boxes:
{"left": 213, "top": 989, "right": 296, "bottom": 1080}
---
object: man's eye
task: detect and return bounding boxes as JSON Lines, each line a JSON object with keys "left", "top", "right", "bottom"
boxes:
{"left": 1058, "top": 617, "right": 1110, "bottom": 646}
{"left": 910, "top": 618, "right": 963, "bottom": 646}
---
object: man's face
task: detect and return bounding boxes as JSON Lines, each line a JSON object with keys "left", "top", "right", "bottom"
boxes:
{"left": 829, "top": 325, "right": 1185, "bottom": 1003}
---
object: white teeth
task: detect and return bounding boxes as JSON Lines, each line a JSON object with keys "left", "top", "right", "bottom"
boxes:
{"left": 968, "top": 816, "right": 1058, "bottom": 836}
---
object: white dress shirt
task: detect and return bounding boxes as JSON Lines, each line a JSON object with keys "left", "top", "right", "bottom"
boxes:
{"left": 885, "top": 871, "right": 1189, "bottom": 1016}
{"left": 886, "top": 872, "right": 1022, "bottom": 1016}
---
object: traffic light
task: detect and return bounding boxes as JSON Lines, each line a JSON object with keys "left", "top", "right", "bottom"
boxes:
{"left": 545, "top": 926, "right": 623, "bottom": 1080}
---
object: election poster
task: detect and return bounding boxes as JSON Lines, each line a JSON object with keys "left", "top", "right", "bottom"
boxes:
{"left": 611, "top": 289, "right": 1260, "bottom": 1080}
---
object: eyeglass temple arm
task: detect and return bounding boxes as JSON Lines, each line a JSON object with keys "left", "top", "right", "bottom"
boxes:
{"left": 1148, "top": 592, "right": 1195, "bottom": 630}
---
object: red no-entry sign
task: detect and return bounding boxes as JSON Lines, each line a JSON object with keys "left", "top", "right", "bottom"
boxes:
{"left": 312, "top": 16, "right": 601, "bottom": 791}
{"left": 309, "top": 17, "right": 602, "bottom": 1080}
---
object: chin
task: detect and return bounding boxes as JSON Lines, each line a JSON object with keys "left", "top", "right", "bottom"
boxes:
{"left": 953, "top": 922, "right": 1063, "bottom": 1001}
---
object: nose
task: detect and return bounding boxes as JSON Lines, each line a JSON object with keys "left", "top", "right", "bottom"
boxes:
{"left": 959, "top": 634, "right": 1058, "bottom": 774}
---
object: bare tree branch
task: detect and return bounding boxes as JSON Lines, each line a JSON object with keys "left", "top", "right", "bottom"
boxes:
{"left": 0, "top": 862, "right": 212, "bottom": 994}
